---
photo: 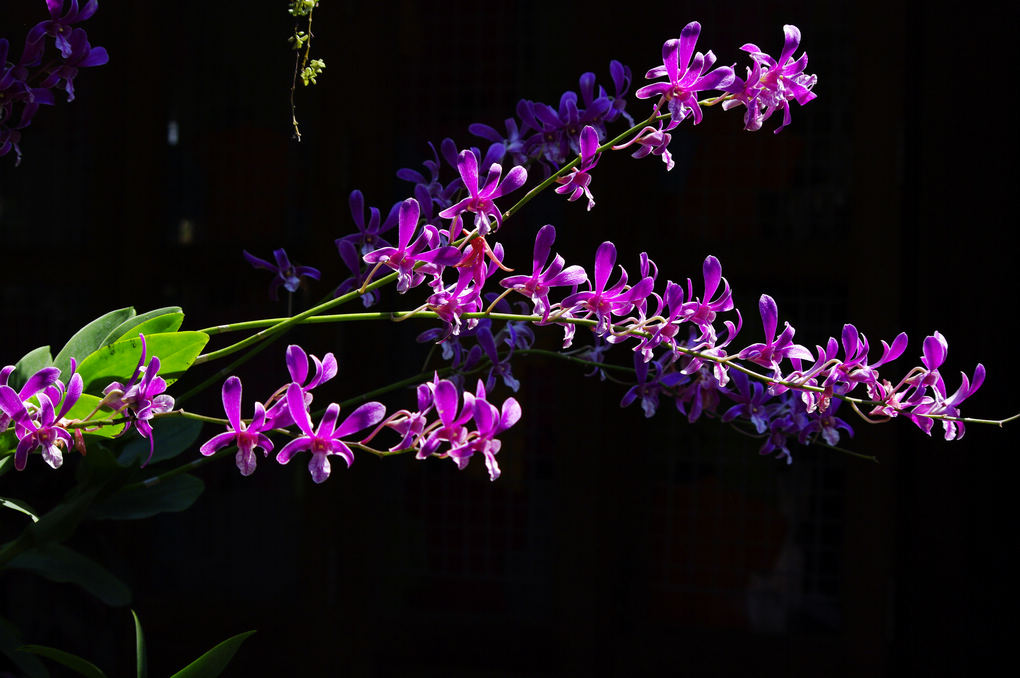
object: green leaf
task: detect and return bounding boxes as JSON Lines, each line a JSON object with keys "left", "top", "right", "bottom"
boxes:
{"left": 0, "top": 453, "right": 13, "bottom": 478}
{"left": 170, "top": 630, "right": 256, "bottom": 678}
{"left": 63, "top": 394, "right": 125, "bottom": 439}
{"left": 1, "top": 429, "right": 16, "bottom": 461}
{"left": 53, "top": 308, "right": 136, "bottom": 378}
{"left": 74, "top": 443, "right": 130, "bottom": 488}
{"left": 10, "top": 345, "right": 53, "bottom": 391}
{"left": 132, "top": 610, "right": 148, "bottom": 678}
{"left": 103, "top": 307, "right": 185, "bottom": 347}
{"left": 1, "top": 496, "right": 39, "bottom": 522}
{"left": 18, "top": 644, "right": 107, "bottom": 678}
{"left": 88, "top": 474, "right": 204, "bottom": 521}
{"left": 76, "top": 332, "right": 210, "bottom": 394}
{"left": 0, "top": 615, "right": 50, "bottom": 678}
{"left": 119, "top": 417, "right": 204, "bottom": 466}
{"left": 8, "top": 543, "right": 131, "bottom": 606}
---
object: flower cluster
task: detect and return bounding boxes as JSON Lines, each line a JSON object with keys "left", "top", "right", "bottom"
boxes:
{"left": 1, "top": 0, "right": 107, "bottom": 164}
{"left": 722, "top": 25, "right": 818, "bottom": 133}
{"left": 370, "top": 375, "right": 522, "bottom": 481}
{"left": 0, "top": 331, "right": 177, "bottom": 470}
{"left": 0, "top": 362, "right": 81, "bottom": 471}
{"left": 198, "top": 345, "right": 522, "bottom": 483}
{"left": 102, "top": 334, "right": 175, "bottom": 465}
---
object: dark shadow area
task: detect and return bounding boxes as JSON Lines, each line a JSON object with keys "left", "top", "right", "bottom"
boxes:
{"left": 1, "top": 1, "right": 1016, "bottom": 676}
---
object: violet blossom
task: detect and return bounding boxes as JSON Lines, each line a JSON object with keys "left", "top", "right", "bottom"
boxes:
{"left": 200, "top": 376, "right": 274, "bottom": 476}
{"left": 243, "top": 248, "right": 321, "bottom": 301}
{"left": 635, "top": 21, "right": 735, "bottom": 128}
{"left": 276, "top": 383, "right": 385, "bottom": 484}
{"left": 438, "top": 149, "right": 527, "bottom": 235}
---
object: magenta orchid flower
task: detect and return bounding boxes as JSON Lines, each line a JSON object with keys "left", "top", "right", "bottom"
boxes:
{"left": 554, "top": 125, "right": 601, "bottom": 210}
{"left": 200, "top": 376, "right": 274, "bottom": 477}
{"left": 737, "top": 294, "right": 813, "bottom": 376}
{"left": 499, "top": 224, "right": 588, "bottom": 321}
{"left": 275, "top": 383, "right": 386, "bottom": 484}
{"left": 735, "top": 24, "right": 818, "bottom": 133}
{"left": 438, "top": 150, "right": 527, "bottom": 235}
{"left": 0, "top": 367, "right": 83, "bottom": 471}
{"left": 363, "top": 197, "right": 461, "bottom": 293}
{"left": 264, "top": 344, "right": 338, "bottom": 429}
{"left": 560, "top": 241, "right": 655, "bottom": 336}
{"left": 103, "top": 335, "right": 175, "bottom": 466}
{"left": 635, "top": 21, "right": 735, "bottom": 128}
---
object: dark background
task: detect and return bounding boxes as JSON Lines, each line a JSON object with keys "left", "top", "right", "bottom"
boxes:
{"left": 1, "top": 1, "right": 1016, "bottom": 676}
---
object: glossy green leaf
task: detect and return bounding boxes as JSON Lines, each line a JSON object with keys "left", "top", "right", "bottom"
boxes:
{"left": 53, "top": 308, "right": 136, "bottom": 378}
{"left": 76, "top": 332, "right": 209, "bottom": 394}
{"left": 132, "top": 609, "right": 148, "bottom": 678}
{"left": 119, "top": 417, "right": 204, "bottom": 466}
{"left": 1, "top": 430, "right": 16, "bottom": 464}
{"left": 8, "top": 543, "right": 131, "bottom": 606}
{"left": 18, "top": 644, "right": 107, "bottom": 678}
{"left": 9, "top": 345, "right": 53, "bottom": 391}
{"left": 170, "top": 630, "right": 256, "bottom": 678}
{"left": 104, "top": 307, "right": 185, "bottom": 347}
{"left": 88, "top": 474, "right": 204, "bottom": 521}
{"left": 1, "top": 496, "right": 39, "bottom": 522}
{"left": 63, "top": 394, "right": 125, "bottom": 439}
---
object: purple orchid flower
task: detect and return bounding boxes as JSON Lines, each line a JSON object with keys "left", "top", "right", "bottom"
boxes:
{"left": 469, "top": 117, "right": 531, "bottom": 168}
{"left": 243, "top": 248, "right": 320, "bottom": 301}
{"left": 447, "top": 380, "right": 521, "bottom": 481}
{"left": 613, "top": 122, "right": 674, "bottom": 170}
{"left": 912, "top": 364, "right": 985, "bottom": 441}
{"left": 102, "top": 335, "right": 174, "bottom": 466}
{"left": 384, "top": 382, "right": 436, "bottom": 453}
{"left": 735, "top": 25, "right": 818, "bottom": 133}
{"left": 0, "top": 367, "right": 83, "bottom": 471}
{"left": 499, "top": 224, "right": 587, "bottom": 321}
{"left": 554, "top": 125, "right": 601, "bottom": 210}
{"left": 796, "top": 399, "right": 854, "bottom": 447}
{"left": 680, "top": 255, "right": 735, "bottom": 342}
{"left": 736, "top": 294, "right": 813, "bottom": 377}
{"left": 200, "top": 376, "right": 274, "bottom": 477}
{"left": 621, "top": 354, "right": 688, "bottom": 418}
{"left": 38, "top": 27, "right": 108, "bottom": 102}
{"left": 426, "top": 266, "right": 484, "bottom": 338}
{"left": 418, "top": 378, "right": 476, "bottom": 460}
{"left": 437, "top": 150, "right": 527, "bottom": 236}
{"left": 635, "top": 21, "right": 735, "bottom": 128}
{"left": 336, "top": 190, "right": 398, "bottom": 257}
{"left": 333, "top": 238, "right": 380, "bottom": 307}
{"left": 27, "top": 0, "right": 99, "bottom": 59}
{"left": 275, "top": 383, "right": 386, "bottom": 484}
{"left": 721, "top": 370, "right": 773, "bottom": 434}
{"left": 264, "top": 344, "right": 338, "bottom": 429}
{"left": 363, "top": 197, "right": 461, "bottom": 293}
{"left": 560, "top": 241, "right": 655, "bottom": 336}
{"left": 475, "top": 326, "right": 520, "bottom": 393}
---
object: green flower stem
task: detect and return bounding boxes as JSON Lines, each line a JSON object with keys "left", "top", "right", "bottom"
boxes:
{"left": 193, "top": 271, "right": 400, "bottom": 365}
{"left": 196, "top": 108, "right": 680, "bottom": 365}
{"left": 192, "top": 308, "right": 1017, "bottom": 428}
{"left": 502, "top": 110, "right": 663, "bottom": 222}
{"left": 177, "top": 328, "right": 278, "bottom": 404}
